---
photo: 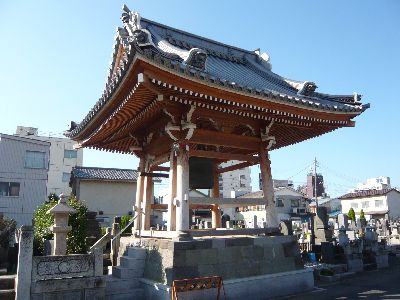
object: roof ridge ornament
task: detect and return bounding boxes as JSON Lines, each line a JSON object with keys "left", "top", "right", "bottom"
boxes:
{"left": 184, "top": 48, "right": 208, "bottom": 70}
{"left": 254, "top": 49, "right": 272, "bottom": 71}
{"left": 297, "top": 81, "right": 317, "bottom": 96}
{"left": 121, "top": 5, "right": 141, "bottom": 35}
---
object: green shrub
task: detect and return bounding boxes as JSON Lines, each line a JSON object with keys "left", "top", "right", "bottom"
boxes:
{"left": 33, "top": 196, "right": 88, "bottom": 255}
{"left": 348, "top": 207, "right": 356, "bottom": 222}
{"left": 360, "top": 209, "right": 366, "bottom": 220}
{"left": 0, "top": 217, "right": 16, "bottom": 248}
{"left": 120, "top": 215, "right": 133, "bottom": 234}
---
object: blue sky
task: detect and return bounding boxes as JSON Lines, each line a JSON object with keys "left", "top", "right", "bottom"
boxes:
{"left": 1, "top": 1, "right": 399, "bottom": 197}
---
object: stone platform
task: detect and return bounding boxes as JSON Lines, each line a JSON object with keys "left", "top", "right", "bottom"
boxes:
{"left": 118, "top": 234, "right": 314, "bottom": 299}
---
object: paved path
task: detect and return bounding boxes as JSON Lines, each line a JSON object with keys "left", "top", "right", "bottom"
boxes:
{"left": 279, "top": 256, "right": 400, "bottom": 300}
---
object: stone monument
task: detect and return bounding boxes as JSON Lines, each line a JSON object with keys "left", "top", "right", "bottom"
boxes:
{"left": 47, "top": 194, "right": 76, "bottom": 255}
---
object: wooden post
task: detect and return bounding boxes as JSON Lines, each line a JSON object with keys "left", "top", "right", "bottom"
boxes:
{"left": 133, "top": 157, "right": 145, "bottom": 233}
{"left": 259, "top": 146, "right": 279, "bottom": 228}
{"left": 211, "top": 163, "right": 222, "bottom": 228}
{"left": 167, "top": 149, "right": 177, "bottom": 231}
{"left": 142, "top": 172, "right": 153, "bottom": 230}
{"left": 111, "top": 218, "right": 120, "bottom": 266}
{"left": 176, "top": 146, "right": 190, "bottom": 232}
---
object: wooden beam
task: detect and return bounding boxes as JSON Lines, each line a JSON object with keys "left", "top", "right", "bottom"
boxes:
{"left": 189, "top": 149, "right": 260, "bottom": 163}
{"left": 150, "top": 152, "right": 170, "bottom": 168}
{"left": 217, "top": 161, "right": 259, "bottom": 174}
{"left": 151, "top": 204, "right": 214, "bottom": 210}
{"left": 190, "top": 128, "right": 261, "bottom": 151}
{"left": 150, "top": 166, "right": 170, "bottom": 172}
{"left": 140, "top": 172, "right": 169, "bottom": 178}
{"left": 190, "top": 197, "right": 264, "bottom": 208}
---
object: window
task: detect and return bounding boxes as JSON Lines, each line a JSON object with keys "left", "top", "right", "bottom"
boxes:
{"left": 362, "top": 201, "right": 370, "bottom": 208}
{"left": 64, "top": 149, "right": 77, "bottom": 159}
{"left": 291, "top": 199, "right": 299, "bottom": 207}
{"left": 0, "top": 182, "right": 20, "bottom": 197}
{"left": 239, "top": 174, "right": 246, "bottom": 188}
{"left": 62, "top": 172, "right": 71, "bottom": 182}
{"left": 350, "top": 202, "right": 358, "bottom": 209}
{"left": 25, "top": 151, "right": 46, "bottom": 169}
{"left": 276, "top": 198, "right": 284, "bottom": 207}
{"left": 375, "top": 200, "right": 384, "bottom": 207}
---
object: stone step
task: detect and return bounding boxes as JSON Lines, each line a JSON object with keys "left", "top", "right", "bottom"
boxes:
{"left": 127, "top": 247, "right": 146, "bottom": 259}
{"left": 120, "top": 256, "right": 145, "bottom": 270}
{"left": 109, "top": 266, "right": 142, "bottom": 279}
{"left": 0, "top": 289, "right": 15, "bottom": 300}
{"left": 106, "top": 288, "right": 145, "bottom": 300}
{"left": 105, "top": 275, "right": 141, "bottom": 294}
{"left": 0, "top": 275, "right": 15, "bottom": 290}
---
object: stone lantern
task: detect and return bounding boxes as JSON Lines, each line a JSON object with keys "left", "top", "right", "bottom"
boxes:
{"left": 47, "top": 194, "right": 76, "bottom": 255}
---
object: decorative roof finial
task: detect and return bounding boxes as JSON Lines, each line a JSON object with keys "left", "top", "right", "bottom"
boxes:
{"left": 120, "top": 5, "right": 141, "bottom": 35}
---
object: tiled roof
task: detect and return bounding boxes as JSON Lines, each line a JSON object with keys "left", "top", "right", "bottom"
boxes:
{"left": 338, "top": 188, "right": 400, "bottom": 199}
{"left": 71, "top": 166, "right": 139, "bottom": 182}
{"left": 65, "top": 5, "right": 369, "bottom": 139}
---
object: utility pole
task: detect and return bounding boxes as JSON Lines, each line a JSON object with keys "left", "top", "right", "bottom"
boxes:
{"left": 314, "top": 157, "right": 318, "bottom": 209}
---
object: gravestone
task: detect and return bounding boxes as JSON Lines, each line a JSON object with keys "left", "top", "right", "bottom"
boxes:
{"left": 320, "top": 242, "right": 335, "bottom": 264}
{"left": 338, "top": 214, "right": 349, "bottom": 230}
{"left": 279, "top": 220, "right": 293, "bottom": 236}
{"left": 313, "top": 207, "right": 333, "bottom": 245}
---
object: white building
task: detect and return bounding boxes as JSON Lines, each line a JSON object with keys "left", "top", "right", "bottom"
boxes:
{"left": 354, "top": 176, "right": 391, "bottom": 191}
{"left": 70, "top": 166, "right": 137, "bottom": 226}
{"left": 0, "top": 133, "right": 50, "bottom": 226}
{"left": 236, "top": 187, "right": 309, "bottom": 227}
{"left": 339, "top": 188, "right": 400, "bottom": 220}
{"left": 15, "top": 126, "right": 83, "bottom": 195}
{"left": 218, "top": 161, "right": 251, "bottom": 198}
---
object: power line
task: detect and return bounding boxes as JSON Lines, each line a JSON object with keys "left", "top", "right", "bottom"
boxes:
{"left": 286, "top": 160, "right": 314, "bottom": 180}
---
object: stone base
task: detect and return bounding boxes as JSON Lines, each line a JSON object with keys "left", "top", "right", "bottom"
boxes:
{"left": 31, "top": 276, "right": 106, "bottom": 300}
{"left": 140, "top": 269, "right": 314, "bottom": 300}
{"left": 346, "top": 257, "right": 364, "bottom": 273}
{"left": 120, "top": 235, "right": 304, "bottom": 286}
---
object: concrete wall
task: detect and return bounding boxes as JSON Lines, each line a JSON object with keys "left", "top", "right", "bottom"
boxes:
{"left": 219, "top": 161, "right": 252, "bottom": 198}
{"left": 387, "top": 191, "right": 400, "bottom": 219}
{"left": 15, "top": 127, "right": 83, "bottom": 195}
{"left": 0, "top": 134, "right": 49, "bottom": 226}
{"left": 45, "top": 137, "right": 83, "bottom": 195}
{"left": 76, "top": 180, "right": 136, "bottom": 224}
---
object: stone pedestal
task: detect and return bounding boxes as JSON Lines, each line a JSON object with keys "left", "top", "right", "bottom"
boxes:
{"left": 132, "top": 235, "right": 303, "bottom": 285}
{"left": 126, "top": 235, "right": 312, "bottom": 300}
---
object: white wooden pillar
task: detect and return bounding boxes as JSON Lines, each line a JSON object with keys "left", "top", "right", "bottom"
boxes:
{"left": 176, "top": 146, "right": 190, "bottom": 231}
{"left": 141, "top": 171, "right": 153, "bottom": 231}
{"left": 167, "top": 149, "right": 177, "bottom": 231}
{"left": 259, "top": 146, "right": 279, "bottom": 228}
{"left": 211, "top": 163, "right": 222, "bottom": 228}
{"left": 133, "top": 156, "right": 145, "bottom": 233}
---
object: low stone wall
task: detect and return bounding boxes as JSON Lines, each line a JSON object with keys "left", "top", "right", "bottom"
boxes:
{"left": 122, "top": 235, "right": 303, "bottom": 285}
{"left": 15, "top": 226, "right": 106, "bottom": 300}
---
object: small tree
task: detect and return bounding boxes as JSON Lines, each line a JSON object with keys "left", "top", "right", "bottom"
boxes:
{"left": 33, "top": 196, "right": 88, "bottom": 255}
{"left": 359, "top": 209, "right": 366, "bottom": 220}
{"left": 348, "top": 207, "right": 356, "bottom": 222}
{"left": 0, "top": 217, "right": 16, "bottom": 248}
